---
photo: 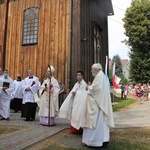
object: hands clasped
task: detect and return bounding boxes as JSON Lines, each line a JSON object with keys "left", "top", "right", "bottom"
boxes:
{"left": 25, "top": 87, "right": 31, "bottom": 91}
{"left": 72, "top": 91, "right": 76, "bottom": 95}
{"left": 2, "top": 86, "right": 8, "bottom": 91}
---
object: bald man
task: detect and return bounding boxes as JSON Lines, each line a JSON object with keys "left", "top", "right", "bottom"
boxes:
{"left": 22, "top": 70, "right": 39, "bottom": 121}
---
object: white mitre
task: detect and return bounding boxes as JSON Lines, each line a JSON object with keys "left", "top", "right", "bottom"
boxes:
{"left": 92, "top": 63, "right": 102, "bottom": 70}
{"left": 47, "top": 66, "right": 55, "bottom": 73}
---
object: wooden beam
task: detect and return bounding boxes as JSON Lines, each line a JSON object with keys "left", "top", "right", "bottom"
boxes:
{"left": 2, "top": 0, "right": 9, "bottom": 69}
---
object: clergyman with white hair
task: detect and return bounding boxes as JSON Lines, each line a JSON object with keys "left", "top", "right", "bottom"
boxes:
{"left": 82, "top": 63, "right": 114, "bottom": 148}
{"left": 38, "top": 66, "right": 60, "bottom": 126}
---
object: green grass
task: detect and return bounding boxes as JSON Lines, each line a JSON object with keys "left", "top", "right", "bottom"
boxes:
{"left": 112, "top": 96, "right": 136, "bottom": 112}
{"left": 106, "top": 141, "right": 150, "bottom": 150}
{"left": 108, "top": 128, "right": 150, "bottom": 150}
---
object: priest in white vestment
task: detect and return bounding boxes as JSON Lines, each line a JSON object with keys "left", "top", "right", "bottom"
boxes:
{"left": 59, "top": 71, "right": 87, "bottom": 133}
{"left": 82, "top": 63, "right": 114, "bottom": 147}
{"left": 10, "top": 74, "right": 23, "bottom": 113}
{"left": 0, "top": 70, "right": 14, "bottom": 120}
{"left": 38, "top": 66, "right": 60, "bottom": 126}
{"left": 22, "top": 69, "right": 39, "bottom": 121}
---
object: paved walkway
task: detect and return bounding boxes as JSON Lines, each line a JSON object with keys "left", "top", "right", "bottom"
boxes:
{"left": 0, "top": 114, "right": 69, "bottom": 150}
{"left": 0, "top": 100, "right": 150, "bottom": 150}
{"left": 114, "top": 100, "right": 150, "bottom": 128}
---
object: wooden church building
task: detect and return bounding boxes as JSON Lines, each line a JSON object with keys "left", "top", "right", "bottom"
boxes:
{"left": 0, "top": 0, "right": 113, "bottom": 89}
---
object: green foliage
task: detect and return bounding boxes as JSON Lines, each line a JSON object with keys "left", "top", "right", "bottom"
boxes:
{"left": 120, "top": 74, "right": 129, "bottom": 85}
{"left": 129, "top": 51, "right": 150, "bottom": 83}
{"left": 110, "top": 54, "right": 123, "bottom": 77}
{"left": 123, "top": 0, "right": 150, "bottom": 83}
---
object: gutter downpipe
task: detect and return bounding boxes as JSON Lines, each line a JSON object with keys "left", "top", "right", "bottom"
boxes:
{"left": 67, "top": 0, "right": 73, "bottom": 91}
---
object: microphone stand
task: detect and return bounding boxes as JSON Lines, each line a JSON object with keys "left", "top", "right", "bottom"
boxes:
{"left": 48, "top": 65, "right": 51, "bottom": 126}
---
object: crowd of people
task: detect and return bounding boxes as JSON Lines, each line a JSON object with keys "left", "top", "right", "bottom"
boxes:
{"left": 0, "top": 63, "right": 114, "bottom": 148}
{"left": 134, "top": 83, "right": 150, "bottom": 104}
{"left": 120, "top": 82, "right": 150, "bottom": 104}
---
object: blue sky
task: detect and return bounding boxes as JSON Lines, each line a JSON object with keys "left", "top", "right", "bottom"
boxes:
{"left": 108, "top": 0, "right": 132, "bottom": 60}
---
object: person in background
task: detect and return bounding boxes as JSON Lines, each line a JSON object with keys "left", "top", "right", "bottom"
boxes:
{"left": 58, "top": 79, "right": 65, "bottom": 108}
{"left": 121, "top": 83, "right": 125, "bottom": 100}
{"left": 124, "top": 87, "right": 127, "bottom": 100}
{"left": 136, "top": 84, "right": 143, "bottom": 104}
{"left": 142, "top": 83, "right": 148, "bottom": 101}
{"left": 124, "top": 85, "right": 129, "bottom": 100}
{"left": 10, "top": 74, "right": 23, "bottom": 113}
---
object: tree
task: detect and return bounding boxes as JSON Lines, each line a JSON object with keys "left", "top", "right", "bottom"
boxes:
{"left": 110, "top": 54, "right": 123, "bottom": 77}
{"left": 129, "top": 50, "right": 150, "bottom": 83}
{"left": 120, "top": 74, "right": 129, "bottom": 85}
{"left": 123, "top": 0, "right": 150, "bottom": 83}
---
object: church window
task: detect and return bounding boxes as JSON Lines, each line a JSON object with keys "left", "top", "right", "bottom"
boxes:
{"left": 22, "top": 7, "right": 39, "bottom": 45}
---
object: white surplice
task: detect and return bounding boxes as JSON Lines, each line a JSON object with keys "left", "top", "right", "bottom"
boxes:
{"left": 38, "top": 77, "right": 60, "bottom": 118}
{"left": 82, "top": 70, "right": 114, "bottom": 147}
{"left": 11, "top": 80, "right": 23, "bottom": 99}
{"left": 59, "top": 79, "right": 87, "bottom": 130}
{"left": 22, "top": 76, "right": 39, "bottom": 103}
{"left": 0, "top": 76, "right": 14, "bottom": 118}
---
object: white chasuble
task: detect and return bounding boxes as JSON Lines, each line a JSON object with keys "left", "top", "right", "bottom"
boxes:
{"left": 38, "top": 77, "right": 60, "bottom": 117}
{"left": 82, "top": 70, "right": 114, "bottom": 147}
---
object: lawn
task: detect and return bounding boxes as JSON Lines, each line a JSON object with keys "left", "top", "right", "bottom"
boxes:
{"left": 109, "top": 128, "right": 150, "bottom": 150}
{"left": 112, "top": 95, "right": 136, "bottom": 112}
{"left": 26, "top": 128, "right": 150, "bottom": 150}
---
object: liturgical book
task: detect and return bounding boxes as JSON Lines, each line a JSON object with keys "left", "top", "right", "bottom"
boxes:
{"left": 3, "top": 82, "right": 10, "bottom": 88}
